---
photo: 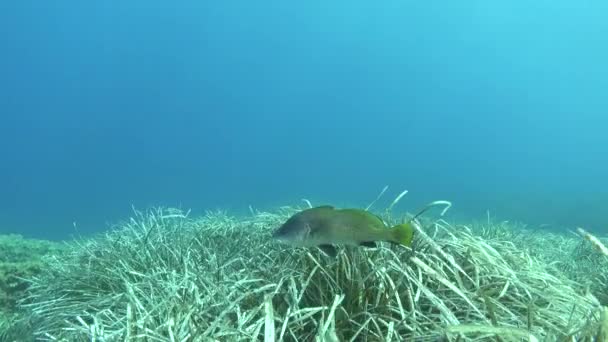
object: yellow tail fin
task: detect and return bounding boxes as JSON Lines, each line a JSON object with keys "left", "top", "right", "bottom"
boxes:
{"left": 391, "top": 223, "right": 414, "bottom": 246}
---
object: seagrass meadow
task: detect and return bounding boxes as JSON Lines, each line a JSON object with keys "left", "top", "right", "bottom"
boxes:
{"left": 1, "top": 194, "right": 608, "bottom": 341}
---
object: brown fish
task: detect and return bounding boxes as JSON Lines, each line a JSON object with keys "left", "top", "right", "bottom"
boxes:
{"left": 272, "top": 205, "right": 414, "bottom": 257}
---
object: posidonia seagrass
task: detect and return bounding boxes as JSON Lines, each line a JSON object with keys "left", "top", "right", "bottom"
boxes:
{"left": 3, "top": 189, "right": 607, "bottom": 341}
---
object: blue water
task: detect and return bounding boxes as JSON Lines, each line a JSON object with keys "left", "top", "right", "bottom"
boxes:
{"left": 1, "top": 0, "right": 607, "bottom": 239}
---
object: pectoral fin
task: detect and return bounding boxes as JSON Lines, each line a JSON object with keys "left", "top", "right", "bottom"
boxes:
{"left": 318, "top": 244, "right": 338, "bottom": 257}
{"left": 359, "top": 241, "right": 377, "bottom": 248}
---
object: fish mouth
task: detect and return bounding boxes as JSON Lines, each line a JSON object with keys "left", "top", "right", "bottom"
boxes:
{"left": 271, "top": 233, "right": 295, "bottom": 246}
{"left": 271, "top": 227, "right": 283, "bottom": 238}
{"left": 271, "top": 228, "right": 289, "bottom": 241}
{"left": 271, "top": 218, "right": 310, "bottom": 244}
{"left": 271, "top": 226, "right": 304, "bottom": 244}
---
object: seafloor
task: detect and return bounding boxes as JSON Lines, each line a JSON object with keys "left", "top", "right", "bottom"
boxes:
{"left": 1, "top": 202, "right": 607, "bottom": 341}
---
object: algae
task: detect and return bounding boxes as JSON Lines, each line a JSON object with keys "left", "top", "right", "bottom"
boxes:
{"left": 0, "top": 234, "right": 64, "bottom": 340}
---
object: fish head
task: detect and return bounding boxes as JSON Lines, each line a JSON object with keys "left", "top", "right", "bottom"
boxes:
{"left": 272, "top": 213, "right": 315, "bottom": 246}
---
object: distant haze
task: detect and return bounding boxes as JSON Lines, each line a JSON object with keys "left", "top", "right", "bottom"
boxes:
{"left": 1, "top": 0, "right": 607, "bottom": 239}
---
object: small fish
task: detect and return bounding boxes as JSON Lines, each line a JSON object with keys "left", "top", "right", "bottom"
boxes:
{"left": 272, "top": 205, "right": 414, "bottom": 257}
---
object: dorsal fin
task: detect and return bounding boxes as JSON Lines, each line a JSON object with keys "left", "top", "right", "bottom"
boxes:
{"left": 313, "top": 205, "right": 334, "bottom": 210}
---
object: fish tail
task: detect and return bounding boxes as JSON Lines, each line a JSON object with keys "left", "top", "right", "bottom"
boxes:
{"left": 390, "top": 223, "right": 414, "bottom": 246}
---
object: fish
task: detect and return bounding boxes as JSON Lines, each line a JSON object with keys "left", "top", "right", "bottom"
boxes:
{"left": 271, "top": 205, "right": 415, "bottom": 257}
